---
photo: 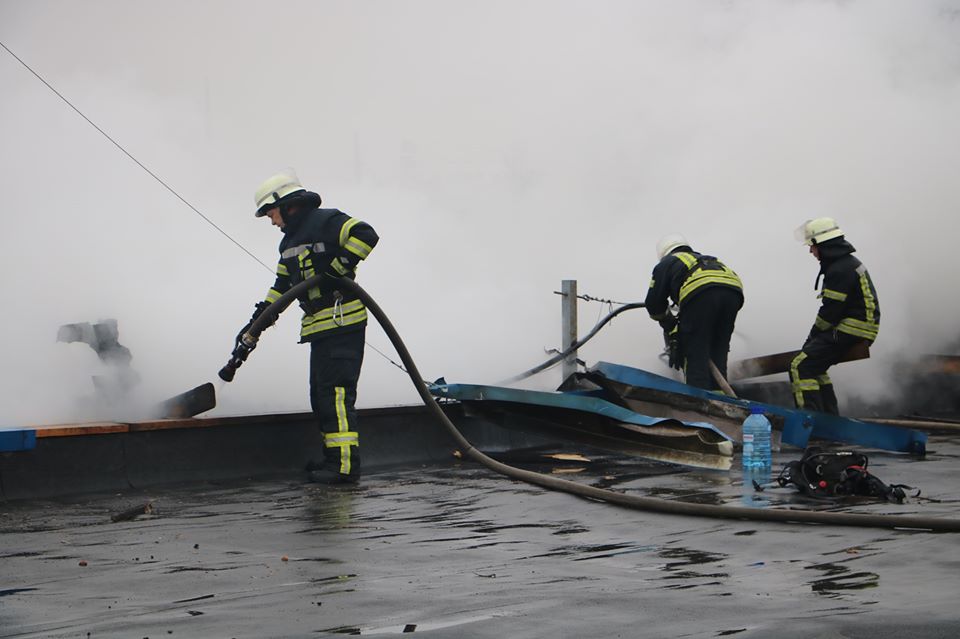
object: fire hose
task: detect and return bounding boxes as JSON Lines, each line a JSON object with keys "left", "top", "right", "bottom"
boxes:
{"left": 219, "top": 274, "right": 960, "bottom": 532}
{"left": 499, "top": 302, "right": 646, "bottom": 384}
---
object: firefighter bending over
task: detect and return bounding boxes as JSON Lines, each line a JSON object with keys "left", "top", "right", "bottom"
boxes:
{"left": 645, "top": 234, "right": 744, "bottom": 391}
{"left": 791, "top": 218, "right": 879, "bottom": 415}
{"left": 234, "top": 169, "right": 379, "bottom": 484}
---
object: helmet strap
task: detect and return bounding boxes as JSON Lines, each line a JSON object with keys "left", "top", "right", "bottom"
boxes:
{"left": 271, "top": 191, "right": 295, "bottom": 225}
{"left": 279, "top": 201, "right": 293, "bottom": 225}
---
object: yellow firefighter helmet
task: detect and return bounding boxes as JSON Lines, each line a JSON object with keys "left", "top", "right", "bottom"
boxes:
{"left": 254, "top": 170, "right": 306, "bottom": 217}
{"left": 794, "top": 217, "right": 844, "bottom": 246}
{"left": 656, "top": 233, "right": 689, "bottom": 260}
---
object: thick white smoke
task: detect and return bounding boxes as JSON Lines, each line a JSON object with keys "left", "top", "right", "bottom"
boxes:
{"left": 1, "top": 1, "right": 959, "bottom": 424}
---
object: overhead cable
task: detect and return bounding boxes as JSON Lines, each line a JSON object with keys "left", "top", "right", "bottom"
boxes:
{"left": 0, "top": 39, "right": 273, "bottom": 274}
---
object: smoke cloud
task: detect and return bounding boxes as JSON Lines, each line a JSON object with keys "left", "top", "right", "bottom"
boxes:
{"left": 2, "top": 1, "right": 959, "bottom": 425}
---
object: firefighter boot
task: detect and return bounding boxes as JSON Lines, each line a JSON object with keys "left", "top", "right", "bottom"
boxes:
{"left": 306, "top": 446, "right": 361, "bottom": 485}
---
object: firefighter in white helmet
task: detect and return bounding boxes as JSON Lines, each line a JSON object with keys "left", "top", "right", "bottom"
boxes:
{"left": 231, "top": 169, "right": 379, "bottom": 484}
{"left": 645, "top": 234, "right": 744, "bottom": 391}
{"left": 790, "top": 217, "right": 880, "bottom": 414}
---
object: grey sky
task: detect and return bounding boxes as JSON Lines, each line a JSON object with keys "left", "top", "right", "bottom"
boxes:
{"left": 2, "top": 1, "right": 959, "bottom": 425}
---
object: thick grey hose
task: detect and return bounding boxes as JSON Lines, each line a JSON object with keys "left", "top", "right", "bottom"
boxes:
{"left": 254, "top": 275, "right": 960, "bottom": 532}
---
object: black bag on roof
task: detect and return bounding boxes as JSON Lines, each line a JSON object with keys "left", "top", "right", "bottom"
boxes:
{"left": 776, "top": 446, "right": 910, "bottom": 504}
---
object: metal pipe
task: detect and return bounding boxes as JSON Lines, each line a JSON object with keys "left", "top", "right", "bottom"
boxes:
{"left": 560, "top": 280, "right": 578, "bottom": 381}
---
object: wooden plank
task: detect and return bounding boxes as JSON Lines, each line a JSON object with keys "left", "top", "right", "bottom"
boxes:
{"left": 727, "top": 341, "right": 871, "bottom": 381}
{"left": 15, "top": 411, "right": 313, "bottom": 442}
{"left": 34, "top": 422, "right": 129, "bottom": 438}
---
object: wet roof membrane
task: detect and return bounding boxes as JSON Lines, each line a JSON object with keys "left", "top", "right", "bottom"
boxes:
{"left": 2, "top": 435, "right": 959, "bottom": 638}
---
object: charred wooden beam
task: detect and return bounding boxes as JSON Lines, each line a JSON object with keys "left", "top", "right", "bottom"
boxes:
{"left": 154, "top": 383, "right": 216, "bottom": 419}
{"left": 727, "top": 341, "right": 871, "bottom": 381}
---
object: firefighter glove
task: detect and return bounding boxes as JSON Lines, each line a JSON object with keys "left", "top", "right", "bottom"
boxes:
{"left": 666, "top": 327, "right": 682, "bottom": 370}
{"left": 658, "top": 313, "right": 678, "bottom": 333}
{"left": 237, "top": 301, "right": 275, "bottom": 343}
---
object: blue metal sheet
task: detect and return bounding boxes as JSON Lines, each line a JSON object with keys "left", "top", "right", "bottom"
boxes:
{"left": 431, "top": 382, "right": 732, "bottom": 442}
{"left": 801, "top": 413, "right": 927, "bottom": 454}
{"left": 591, "top": 361, "right": 926, "bottom": 455}
{"left": 591, "top": 362, "right": 812, "bottom": 447}
{"left": 0, "top": 428, "right": 37, "bottom": 452}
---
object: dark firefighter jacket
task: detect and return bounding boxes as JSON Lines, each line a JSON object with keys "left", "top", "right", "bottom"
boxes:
{"left": 645, "top": 247, "right": 743, "bottom": 324}
{"left": 809, "top": 238, "right": 880, "bottom": 342}
{"left": 263, "top": 203, "right": 379, "bottom": 342}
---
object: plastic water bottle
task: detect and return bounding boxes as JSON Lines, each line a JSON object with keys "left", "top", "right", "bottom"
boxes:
{"left": 742, "top": 406, "right": 772, "bottom": 470}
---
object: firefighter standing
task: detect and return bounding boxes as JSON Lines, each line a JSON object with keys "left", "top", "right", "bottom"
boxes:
{"left": 791, "top": 218, "right": 879, "bottom": 415}
{"left": 645, "top": 234, "right": 744, "bottom": 391}
{"left": 234, "top": 169, "right": 378, "bottom": 484}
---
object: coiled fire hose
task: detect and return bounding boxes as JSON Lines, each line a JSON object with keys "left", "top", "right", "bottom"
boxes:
{"left": 222, "top": 274, "right": 960, "bottom": 532}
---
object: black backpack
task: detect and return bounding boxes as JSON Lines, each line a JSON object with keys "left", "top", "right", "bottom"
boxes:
{"left": 776, "top": 447, "right": 910, "bottom": 503}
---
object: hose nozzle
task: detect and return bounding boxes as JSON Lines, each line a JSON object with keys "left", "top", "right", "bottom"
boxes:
{"left": 218, "top": 334, "right": 257, "bottom": 383}
{"left": 218, "top": 359, "right": 240, "bottom": 382}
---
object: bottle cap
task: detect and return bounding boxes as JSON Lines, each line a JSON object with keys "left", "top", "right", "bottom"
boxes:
{"left": 749, "top": 405, "right": 764, "bottom": 415}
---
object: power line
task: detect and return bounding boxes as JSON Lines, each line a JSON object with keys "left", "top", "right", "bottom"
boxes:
{"left": 1, "top": 39, "right": 407, "bottom": 371}
{"left": 0, "top": 39, "right": 274, "bottom": 274}
{"left": 367, "top": 342, "right": 408, "bottom": 373}
{"left": 552, "top": 290, "right": 631, "bottom": 306}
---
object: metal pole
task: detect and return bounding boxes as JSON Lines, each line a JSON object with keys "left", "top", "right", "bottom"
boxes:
{"left": 561, "top": 279, "right": 578, "bottom": 381}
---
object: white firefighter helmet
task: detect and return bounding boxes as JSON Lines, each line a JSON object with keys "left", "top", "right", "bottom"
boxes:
{"left": 656, "top": 233, "right": 689, "bottom": 260}
{"left": 794, "top": 217, "right": 844, "bottom": 246}
{"left": 254, "top": 169, "right": 306, "bottom": 217}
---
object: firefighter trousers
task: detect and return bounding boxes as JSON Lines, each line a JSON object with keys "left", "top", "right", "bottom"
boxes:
{"left": 678, "top": 287, "right": 743, "bottom": 391}
{"left": 309, "top": 327, "right": 365, "bottom": 478}
{"left": 790, "top": 330, "right": 867, "bottom": 415}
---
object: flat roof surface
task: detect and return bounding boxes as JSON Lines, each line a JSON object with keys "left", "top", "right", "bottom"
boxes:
{"left": 2, "top": 435, "right": 959, "bottom": 638}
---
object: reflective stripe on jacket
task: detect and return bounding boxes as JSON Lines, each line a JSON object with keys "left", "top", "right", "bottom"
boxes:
{"left": 264, "top": 207, "right": 378, "bottom": 342}
{"left": 645, "top": 249, "right": 743, "bottom": 322}
{"left": 811, "top": 244, "right": 879, "bottom": 342}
